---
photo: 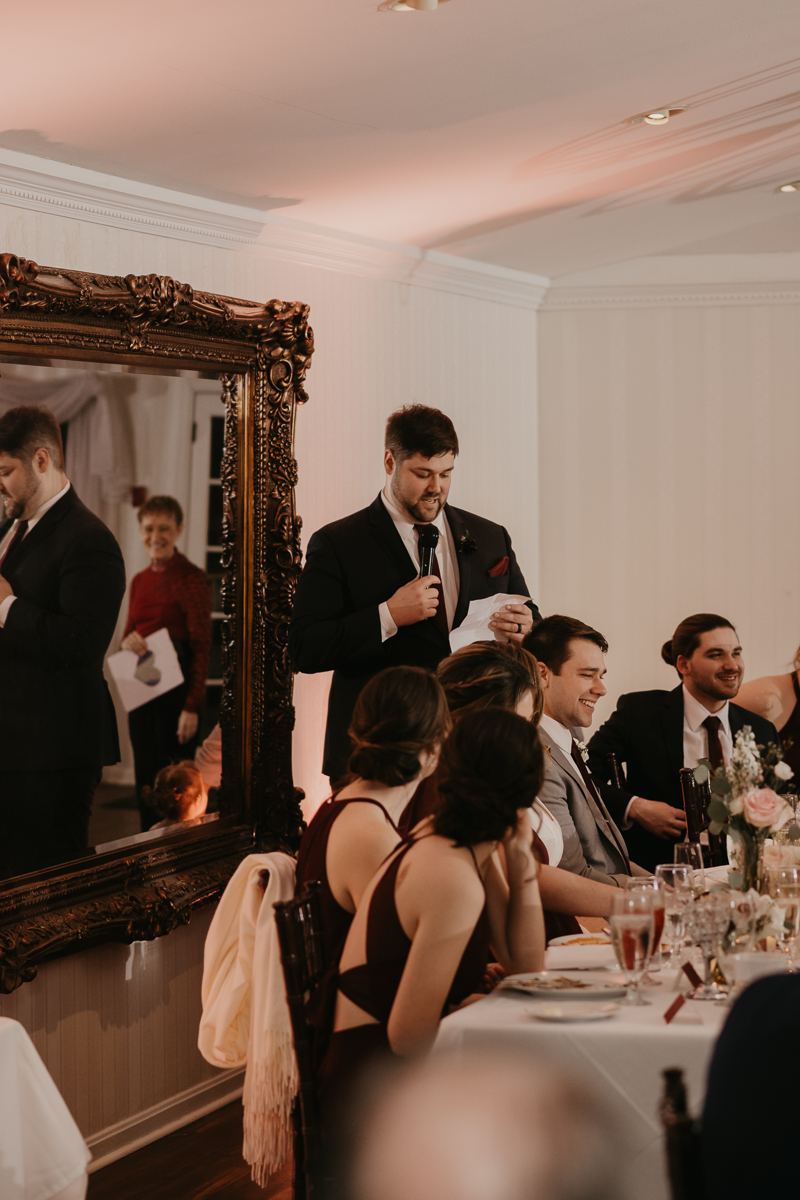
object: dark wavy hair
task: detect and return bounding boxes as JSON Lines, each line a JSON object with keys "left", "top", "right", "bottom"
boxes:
{"left": 661, "top": 614, "right": 736, "bottom": 675}
{"left": 434, "top": 709, "right": 545, "bottom": 847}
{"left": 436, "top": 641, "right": 543, "bottom": 727}
{"left": 347, "top": 666, "right": 451, "bottom": 787}
{"left": 141, "top": 760, "right": 205, "bottom": 821}
{"left": 0, "top": 404, "right": 65, "bottom": 470}
{"left": 384, "top": 405, "right": 459, "bottom": 463}
{"left": 524, "top": 615, "right": 608, "bottom": 675}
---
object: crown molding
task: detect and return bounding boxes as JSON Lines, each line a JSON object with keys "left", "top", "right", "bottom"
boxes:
{"left": 541, "top": 280, "right": 800, "bottom": 310}
{"left": 0, "top": 149, "right": 548, "bottom": 310}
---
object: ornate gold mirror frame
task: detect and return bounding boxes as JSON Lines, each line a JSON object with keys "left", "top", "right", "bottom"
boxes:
{"left": 0, "top": 253, "right": 313, "bottom": 993}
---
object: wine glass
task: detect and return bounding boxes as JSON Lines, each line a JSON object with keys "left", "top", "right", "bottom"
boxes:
{"left": 625, "top": 877, "right": 665, "bottom": 977}
{"left": 769, "top": 867, "right": 800, "bottom": 951}
{"left": 655, "top": 864, "right": 694, "bottom": 968}
{"left": 683, "top": 893, "right": 730, "bottom": 1000}
{"left": 715, "top": 888, "right": 757, "bottom": 988}
{"left": 674, "top": 842, "right": 705, "bottom": 891}
{"left": 609, "top": 891, "right": 655, "bottom": 1006}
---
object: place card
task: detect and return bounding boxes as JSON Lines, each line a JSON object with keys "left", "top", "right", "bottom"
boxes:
{"left": 663, "top": 994, "right": 686, "bottom": 1024}
{"left": 682, "top": 962, "right": 703, "bottom": 989}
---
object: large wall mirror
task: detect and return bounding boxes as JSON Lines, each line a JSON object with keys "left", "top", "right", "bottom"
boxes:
{"left": 0, "top": 253, "right": 313, "bottom": 993}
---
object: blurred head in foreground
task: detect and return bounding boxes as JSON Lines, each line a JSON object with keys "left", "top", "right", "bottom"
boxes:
{"left": 343, "top": 1048, "right": 621, "bottom": 1200}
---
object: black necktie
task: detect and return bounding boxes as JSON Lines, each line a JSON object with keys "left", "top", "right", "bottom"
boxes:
{"left": 413, "top": 524, "right": 449, "bottom": 639}
{"left": 0, "top": 519, "right": 28, "bottom": 570}
{"left": 702, "top": 716, "right": 724, "bottom": 773}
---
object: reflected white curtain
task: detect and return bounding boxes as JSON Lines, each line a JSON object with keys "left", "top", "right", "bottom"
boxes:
{"left": 0, "top": 375, "right": 131, "bottom": 516}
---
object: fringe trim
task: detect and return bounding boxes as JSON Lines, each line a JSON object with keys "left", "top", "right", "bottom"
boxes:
{"left": 242, "top": 1033, "right": 299, "bottom": 1189}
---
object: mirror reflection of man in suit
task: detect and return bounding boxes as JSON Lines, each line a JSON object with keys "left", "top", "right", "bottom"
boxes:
{"left": 588, "top": 613, "right": 778, "bottom": 874}
{"left": 0, "top": 406, "right": 125, "bottom": 878}
{"left": 290, "top": 405, "right": 541, "bottom": 784}
{"left": 524, "top": 615, "right": 644, "bottom": 886}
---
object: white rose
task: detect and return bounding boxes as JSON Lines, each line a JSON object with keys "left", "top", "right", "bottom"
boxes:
{"left": 775, "top": 760, "right": 794, "bottom": 781}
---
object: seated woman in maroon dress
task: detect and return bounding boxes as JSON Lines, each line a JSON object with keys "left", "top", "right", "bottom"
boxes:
{"left": 399, "top": 641, "right": 619, "bottom": 939}
{"left": 295, "top": 665, "right": 451, "bottom": 1066}
{"left": 318, "top": 707, "right": 547, "bottom": 1122}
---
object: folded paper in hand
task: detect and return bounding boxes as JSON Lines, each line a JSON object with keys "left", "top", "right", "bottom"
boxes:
{"left": 449, "top": 594, "right": 531, "bottom": 654}
{"left": 107, "top": 627, "right": 185, "bottom": 712}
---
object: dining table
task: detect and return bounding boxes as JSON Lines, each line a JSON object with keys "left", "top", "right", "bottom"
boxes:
{"left": 434, "top": 941, "right": 728, "bottom": 1200}
{"left": 0, "top": 1017, "right": 90, "bottom": 1200}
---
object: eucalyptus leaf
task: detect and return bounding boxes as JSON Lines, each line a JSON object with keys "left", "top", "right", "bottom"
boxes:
{"left": 708, "top": 821, "right": 725, "bottom": 836}
{"left": 728, "top": 827, "right": 742, "bottom": 843}
{"left": 694, "top": 764, "right": 709, "bottom": 785}
{"left": 727, "top": 870, "right": 744, "bottom": 890}
{"left": 708, "top": 798, "right": 729, "bottom": 824}
{"left": 711, "top": 775, "right": 732, "bottom": 795}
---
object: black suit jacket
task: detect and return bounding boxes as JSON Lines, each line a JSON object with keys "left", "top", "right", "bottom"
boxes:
{"left": 289, "top": 493, "right": 539, "bottom": 779}
{"left": 587, "top": 685, "right": 778, "bottom": 872}
{"left": 0, "top": 487, "right": 126, "bottom": 771}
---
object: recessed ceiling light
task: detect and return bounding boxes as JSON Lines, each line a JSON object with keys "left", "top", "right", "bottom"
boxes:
{"left": 378, "top": 0, "right": 449, "bottom": 10}
{"left": 627, "top": 106, "right": 687, "bottom": 126}
{"left": 779, "top": 181, "right": 800, "bottom": 192}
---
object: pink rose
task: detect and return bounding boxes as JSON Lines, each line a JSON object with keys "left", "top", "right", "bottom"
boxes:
{"left": 742, "top": 788, "right": 793, "bottom": 830}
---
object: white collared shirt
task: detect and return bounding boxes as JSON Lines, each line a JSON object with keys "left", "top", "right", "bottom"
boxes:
{"left": 378, "top": 485, "right": 459, "bottom": 641}
{"left": 0, "top": 481, "right": 71, "bottom": 627}
{"left": 682, "top": 683, "right": 733, "bottom": 769}
{"left": 539, "top": 712, "right": 576, "bottom": 761}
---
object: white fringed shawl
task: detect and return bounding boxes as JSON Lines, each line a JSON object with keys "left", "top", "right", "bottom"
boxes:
{"left": 198, "top": 852, "right": 298, "bottom": 1187}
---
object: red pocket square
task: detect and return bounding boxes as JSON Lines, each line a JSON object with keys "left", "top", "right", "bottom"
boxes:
{"left": 487, "top": 556, "right": 509, "bottom": 578}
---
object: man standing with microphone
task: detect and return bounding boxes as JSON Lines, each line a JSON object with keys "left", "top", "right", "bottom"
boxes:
{"left": 290, "top": 405, "right": 540, "bottom": 784}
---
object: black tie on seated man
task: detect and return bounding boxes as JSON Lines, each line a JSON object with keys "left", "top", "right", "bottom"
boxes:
{"left": 587, "top": 613, "right": 778, "bottom": 874}
{"left": 289, "top": 404, "right": 541, "bottom": 784}
{"left": 0, "top": 405, "right": 125, "bottom": 878}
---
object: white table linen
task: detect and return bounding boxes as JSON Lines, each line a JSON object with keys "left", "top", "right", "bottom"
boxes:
{"left": 435, "top": 971, "right": 725, "bottom": 1200}
{"left": 0, "top": 1018, "right": 90, "bottom": 1200}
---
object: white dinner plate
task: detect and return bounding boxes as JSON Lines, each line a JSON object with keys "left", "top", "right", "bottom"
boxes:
{"left": 530, "top": 1002, "right": 620, "bottom": 1023}
{"left": 500, "top": 970, "right": 628, "bottom": 1000}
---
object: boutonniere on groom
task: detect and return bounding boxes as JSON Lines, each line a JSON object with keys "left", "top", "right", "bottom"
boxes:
{"left": 457, "top": 530, "right": 478, "bottom": 556}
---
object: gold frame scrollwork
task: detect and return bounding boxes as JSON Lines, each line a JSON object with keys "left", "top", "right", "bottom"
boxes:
{"left": 0, "top": 253, "right": 313, "bottom": 993}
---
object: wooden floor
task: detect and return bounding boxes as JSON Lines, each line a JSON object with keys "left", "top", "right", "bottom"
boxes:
{"left": 88, "top": 1102, "right": 293, "bottom": 1200}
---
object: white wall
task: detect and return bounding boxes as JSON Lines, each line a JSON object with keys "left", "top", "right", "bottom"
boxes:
{"left": 0, "top": 178, "right": 542, "bottom": 815}
{"left": 537, "top": 300, "right": 800, "bottom": 729}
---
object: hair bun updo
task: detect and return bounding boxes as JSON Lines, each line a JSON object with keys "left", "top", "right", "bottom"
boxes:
{"left": 346, "top": 666, "right": 451, "bottom": 788}
{"left": 661, "top": 639, "right": 675, "bottom": 666}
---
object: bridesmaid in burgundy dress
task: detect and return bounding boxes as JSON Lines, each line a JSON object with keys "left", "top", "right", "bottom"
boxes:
{"left": 318, "top": 707, "right": 547, "bottom": 1121}
{"left": 295, "top": 665, "right": 451, "bottom": 1065}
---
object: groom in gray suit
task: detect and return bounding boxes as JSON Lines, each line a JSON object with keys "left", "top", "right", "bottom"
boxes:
{"left": 525, "top": 615, "right": 647, "bottom": 886}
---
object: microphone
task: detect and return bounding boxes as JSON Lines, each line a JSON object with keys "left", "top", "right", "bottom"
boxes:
{"left": 417, "top": 523, "right": 439, "bottom": 580}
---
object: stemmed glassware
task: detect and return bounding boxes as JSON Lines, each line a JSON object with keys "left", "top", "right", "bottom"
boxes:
{"left": 625, "top": 877, "right": 665, "bottom": 979}
{"left": 768, "top": 867, "right": 800, "bottom": 952}
{"left": 674, "top": 842, "right": 705, "bottom": 891}
{"left": 682, "top": 893, "right": 730, "bottom": 1000}
{"left": 609, "top": 891, "right": 656, "bottom": 1006}
{"left": 655, "top": 864, "right": 694, "bottom": 968}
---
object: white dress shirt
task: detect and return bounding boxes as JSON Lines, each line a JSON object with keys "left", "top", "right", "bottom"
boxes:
{"left": 378, "top": 486, "right": 459, "bottom": 641}
{"left": 682, "top": 683, "right": 733, "bottom": 769}
{"left": 0, "top": 481, "right": 71, "bottom": 627}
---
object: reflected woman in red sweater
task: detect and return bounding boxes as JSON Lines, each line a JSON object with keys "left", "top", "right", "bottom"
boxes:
{"left": 121, "top": 496, "right": 211, "bottom": 828}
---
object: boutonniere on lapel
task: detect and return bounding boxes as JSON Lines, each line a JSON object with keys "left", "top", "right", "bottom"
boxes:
{"left": 486, "top": 555, "right": 509, "bottom": 578}
{"left": 457, "top": 530, "right": 478, "bottom": 556}
{"left": 574, "top": 739, "right": 590, "bottom": 764}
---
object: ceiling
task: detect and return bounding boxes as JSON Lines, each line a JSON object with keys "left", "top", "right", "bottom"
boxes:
{"left": 3, "top": 0, "right": 800, "bottom": 279}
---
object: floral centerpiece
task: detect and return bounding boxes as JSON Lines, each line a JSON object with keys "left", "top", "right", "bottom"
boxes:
{"left": 694, "top": 726, "right": 798, "bottom": 893}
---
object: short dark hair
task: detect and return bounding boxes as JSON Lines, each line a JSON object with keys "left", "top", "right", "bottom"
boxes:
{"left": 434, "top": 708, "right": 545, "bottom": 846}
{"left": 662, "top": 614, "right": 736, "bottom": 674}
{"left": 141, "top": 760, "right": 205, "bottom": 821}
{"left": 0, "top": 405, "right": 64, "bottom": 470}
{"left": 347, "top": 666, "right": 451, "bottom": 787}
{"left": 138, "top": 495, "right": 184, "bottom": 527}
{"left": 437, "top": 641, "right": 543, "bottom": 727}
{"left": 384, "top": 405, "right": 459, "bottom": 463}
{"left": 524, "top": 615, "right": 608, "bottom": 675}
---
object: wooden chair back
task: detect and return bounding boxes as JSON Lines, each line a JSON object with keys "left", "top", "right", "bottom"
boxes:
{"left": 273, "top": 882, "right": 329, "bottom": 1200}
{"left": 660, "top": 1068, "right": 705, "bottom": 1200}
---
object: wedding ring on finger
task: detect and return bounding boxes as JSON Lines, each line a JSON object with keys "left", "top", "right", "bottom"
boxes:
{"left": 517, "top": 623, "right": 522, "bottom": 634}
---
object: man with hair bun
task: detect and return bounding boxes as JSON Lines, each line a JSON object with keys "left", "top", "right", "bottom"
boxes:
{"left": 0, "top": 404, "right": 125, "bottom": 876}
{"left": 588, "top": 613, "right": 777, "bottom": 873}
{"left": 290, "top": 404, "right": 539, "bottom": 783}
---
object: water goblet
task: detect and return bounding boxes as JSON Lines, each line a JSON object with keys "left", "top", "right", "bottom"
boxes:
{"left": 625, "top": 877, "right": 665, "bottom": 977}
{"left": 655, "top": 864, "right": 694, "bottom": 967}
{"left": 674, "top": 842, "right": 705, "bottom": 891}
{"left": 609, "top": 891, "right": 656, "bottom": 1006}
{"left": 683, "top": 893, "right": 730, "bottom": 1000}
{"left": 769, "top": 867, "right": 800, "bottom": 951}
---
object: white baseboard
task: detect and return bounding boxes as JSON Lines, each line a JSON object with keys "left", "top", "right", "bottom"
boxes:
{"left": 86, "top": 1067, "right": 245, "bottom": 1172}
